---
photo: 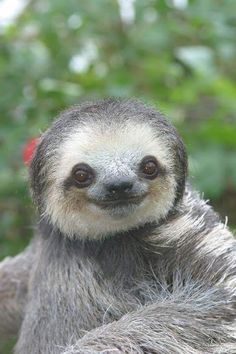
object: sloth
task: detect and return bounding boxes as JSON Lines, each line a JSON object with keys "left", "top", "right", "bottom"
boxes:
{"left": 0, "top": 98, "right": 236, "bottom": 354}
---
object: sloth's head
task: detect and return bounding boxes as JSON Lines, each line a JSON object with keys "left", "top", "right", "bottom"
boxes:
{"left": 30, "top": 99, "right": 187, "bottom": 239}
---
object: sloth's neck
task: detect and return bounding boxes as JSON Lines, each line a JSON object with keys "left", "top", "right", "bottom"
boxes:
{"left": 37, "top": 218, "right": 164, "bottom": 282}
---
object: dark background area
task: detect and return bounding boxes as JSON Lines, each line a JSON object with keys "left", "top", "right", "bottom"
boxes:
{"left": 0, "top": 0, "right": 236, "bottom": 352}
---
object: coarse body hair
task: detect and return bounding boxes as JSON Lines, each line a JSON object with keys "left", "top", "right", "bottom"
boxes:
{"left": 1, "top": 99, "right": 236, "bottom": 353}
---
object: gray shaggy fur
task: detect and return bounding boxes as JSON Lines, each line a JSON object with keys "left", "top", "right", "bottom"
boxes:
{"left": 0, "top": 240, "right": 37, "bottom": 337}
{"left": 1, "top": 99, "right": 236, "bottom": 353}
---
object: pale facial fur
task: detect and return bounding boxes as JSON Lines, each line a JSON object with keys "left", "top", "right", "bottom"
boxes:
{"left": 43, "top": 120, "right": 177, "bottom": 239}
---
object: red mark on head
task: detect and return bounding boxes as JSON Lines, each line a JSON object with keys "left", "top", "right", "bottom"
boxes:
{"left": 23, "top": 137, "right": 40, "bottom": 166}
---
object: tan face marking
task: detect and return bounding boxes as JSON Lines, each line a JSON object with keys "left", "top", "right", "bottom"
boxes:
{"left": 43, "top": 120, "right": 177, "bottom": 239}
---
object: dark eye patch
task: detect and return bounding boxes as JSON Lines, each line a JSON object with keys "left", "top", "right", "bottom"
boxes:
{"left": 64, "top": 163, "right": 96, "bottom": 190}
{"left": 139, "top": 155, "right": 166, "bottom": 180}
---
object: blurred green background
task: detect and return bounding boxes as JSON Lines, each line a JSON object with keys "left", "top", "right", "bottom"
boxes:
{"left": 0, "top": 0, "right": 236, "bottom": 351}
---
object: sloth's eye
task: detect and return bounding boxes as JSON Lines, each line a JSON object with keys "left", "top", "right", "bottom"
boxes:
{"left": 139, "top": 156, "right": 159, "bottom": 180}
{"left": 72, "top": 163, "right": 95, "bottom": 188}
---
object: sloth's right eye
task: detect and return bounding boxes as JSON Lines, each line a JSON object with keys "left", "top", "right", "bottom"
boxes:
{"left": 72, "top": 163, "right": 95, "bottom": 188}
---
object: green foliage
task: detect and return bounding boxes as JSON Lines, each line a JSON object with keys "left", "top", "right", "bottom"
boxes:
{"left": 0, "top": 0, "right": 236, "bottom": 351}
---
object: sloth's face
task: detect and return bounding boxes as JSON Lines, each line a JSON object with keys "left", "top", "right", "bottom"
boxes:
{"left": 41, "top": 120, "right": 178, "bottom": 239}
{"left": 65, "top": 154, "right": 161, "bottom": 219}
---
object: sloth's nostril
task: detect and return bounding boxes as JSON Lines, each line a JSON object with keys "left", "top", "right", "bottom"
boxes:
{"left": 106, "top": 181, "right": 133, "bottom": 196}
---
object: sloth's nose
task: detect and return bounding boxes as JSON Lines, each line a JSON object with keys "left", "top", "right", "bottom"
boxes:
{"left": 105, "top": 180, "right": 133, "bottom": 198}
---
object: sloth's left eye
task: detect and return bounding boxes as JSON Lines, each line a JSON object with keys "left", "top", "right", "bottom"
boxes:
{"left": 139, "top": 156, "right": 159, "bottom": 180}
{"left": 72, "top": 163, "right": 95, "bottom": 188}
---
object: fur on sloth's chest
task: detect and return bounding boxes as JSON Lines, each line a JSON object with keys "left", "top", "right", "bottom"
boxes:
{"left": 34, "top": 227, "right": 175, "bottom": 336}
{"left": 72, "top": 233, "right": 171, "bottom": 306}
{"left": 37, "top": 222, "right": 173, "bottom": 325}
{"left": 41, "top": 221, "right": 165, "bottom": 288}
{"left": 65, "top": 239, "right": 167, "bottom": 326}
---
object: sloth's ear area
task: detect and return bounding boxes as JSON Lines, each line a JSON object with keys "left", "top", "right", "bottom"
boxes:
{"left": 23, "top": 137, "right": 40, "bottom": 166}
{"left": 173, "top": 136, "right": 188, "bottom": 205}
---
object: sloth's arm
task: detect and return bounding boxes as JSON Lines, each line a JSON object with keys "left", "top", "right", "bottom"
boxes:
{"left": 63, "top": 285, "right": 236, "bottom": 354}
{"left": 0, "top": 242, "right": 35, "bottom": 337}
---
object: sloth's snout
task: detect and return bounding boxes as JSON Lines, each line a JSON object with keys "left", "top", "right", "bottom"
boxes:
{"left": 105, "top": 180, "right": 133, "bottom": 199}
{"left": 88, "top": 177, "right": 147, "bottom": 209}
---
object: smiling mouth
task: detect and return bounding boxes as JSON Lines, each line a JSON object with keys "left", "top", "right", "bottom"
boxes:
{"left": 90, "top": 195, "right": 147, "bottom": 209}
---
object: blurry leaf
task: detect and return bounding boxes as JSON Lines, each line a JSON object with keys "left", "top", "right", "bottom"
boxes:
{"left": 175, "top": 46, "right": 215, "bottom": 75}
{"left": 189, "top": 146, "right": 226, "bottom": 198}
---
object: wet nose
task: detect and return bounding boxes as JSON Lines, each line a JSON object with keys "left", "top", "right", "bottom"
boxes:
{"left": 105, "top": 180, "right": 134, "bottom": 197}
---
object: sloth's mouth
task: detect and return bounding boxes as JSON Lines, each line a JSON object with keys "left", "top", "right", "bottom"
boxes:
{"left": 90, "top": 194, "right": 147, "bottom": 209}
